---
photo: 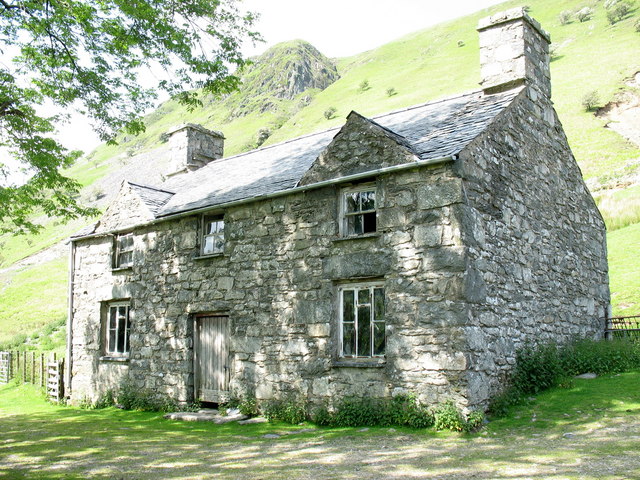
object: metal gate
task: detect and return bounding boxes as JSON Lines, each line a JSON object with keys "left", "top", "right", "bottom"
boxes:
{"left": 194, "top": 315, "right": 230, "bottom": 403}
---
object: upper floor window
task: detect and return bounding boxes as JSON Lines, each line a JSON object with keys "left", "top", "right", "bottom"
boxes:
{"left": 114, "top": 233, "right": 134, "bottom": 268}
{"left": 202, "top": 214, "right": 224, "bottom": 256}
{"left": 341, "top": 185, "right": 376, "bottom": 236}
{"left": 339, "top": 283, "right": 385, "bottom": 358}
{"left": 106, "top": 301, "right": 130, "bottom": 357}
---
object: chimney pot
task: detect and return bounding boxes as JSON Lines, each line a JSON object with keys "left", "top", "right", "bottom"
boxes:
{"left": 166, "top": 123, "right": 225, "bottom": 177}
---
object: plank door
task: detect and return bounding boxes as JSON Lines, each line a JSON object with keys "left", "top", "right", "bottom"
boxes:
{"left": 194, "top": 315, "right": 230, "bottom": 403}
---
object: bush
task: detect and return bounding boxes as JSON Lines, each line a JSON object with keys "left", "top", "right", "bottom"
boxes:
{"left": 387, "top": 394, "right": 434, "bottom": 428}
{"left": 264, "top": 397, "right": 307, "bottom": 424}
{"left": 606, "top": 1, "right": 633, "bottom": 24}
{"left": 333, "top": 397, "right": 384, "bottom": 427}
{"left": 323, "top": 106, "right": 337, "bottom": 120}
{"left": 385, "top": 87, "right": 397, "bottom": 97}
{"left": 117, "top": 380, "right": 177, "bottom": 412}
{"left": 464, "top": 410, "right": 485, "bottom": 433}
{"left": 94, "top": 389, "right": 116, "bottom": 409}
{"left": 581, "top": 90, "right": 600, "bottom": 111}
{"left": 559, "top": 10, "right": 572, "bottom": 25}
{"left": 575, "top": 7, "right": 594, "bottom": 22}
{"left": 358, "top": 79, "right": 370, "bottom": 92}
{"left": 433, "top": 401, "right": 466, "bottom": 431}
{"left": 512, "top": 342, "right": 564, "bottom": 395}
{"left": 635, "top": 18, "right": 640, "bottom": 32}
{"left": 239, "top": 396, "right": 258, "bottom": 417}
{"left": 255, "top": 127, "right": 271, "bottom": 147}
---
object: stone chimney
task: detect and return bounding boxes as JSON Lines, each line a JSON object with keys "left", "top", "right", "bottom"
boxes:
{"left": 166, "top": 123, "right": 225, "bottom": 177}
{"left": 477, "top": 8, "right": 551, "bottom": 100}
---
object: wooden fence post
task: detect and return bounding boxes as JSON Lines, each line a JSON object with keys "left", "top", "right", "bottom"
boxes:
{"left": 21, "top": 351, "right": 26, "bottom": 383}
{"left": 40, "top": 353, "right": 45, "bottom": 388}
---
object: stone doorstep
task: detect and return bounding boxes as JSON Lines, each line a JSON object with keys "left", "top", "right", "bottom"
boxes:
{"left": 164, "top": 411, "right": 249, "bottom": 424}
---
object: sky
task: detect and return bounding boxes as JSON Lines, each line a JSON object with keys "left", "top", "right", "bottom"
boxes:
{"left": 38, "top": 0, "right": 505, "bottom": 158}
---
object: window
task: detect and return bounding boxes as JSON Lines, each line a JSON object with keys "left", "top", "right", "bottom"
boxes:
{"left": 339, "top": 284, "right": 385, "bottom": 358}
{"left": 202, "top": 214, "right": 224, "bottom": 255}
{"left": 106, "top": 302, "right": 130, "bottom": 356}
{"left": 114, "top": 233, "right": 134, "bottom": 268}
{"left": 341, "top": 186, "right": 376, "bottom": 236}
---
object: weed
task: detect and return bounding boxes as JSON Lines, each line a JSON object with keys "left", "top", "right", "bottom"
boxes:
{"left": 264, "top": 397, "right": 307, "bottom": 424}
{"left": 433, "top": 401, "right": 466, "bottom": 432}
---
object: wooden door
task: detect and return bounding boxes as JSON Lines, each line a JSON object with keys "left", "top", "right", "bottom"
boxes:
{"left": 194, "top": 315, "right": 230, "bottom": 403}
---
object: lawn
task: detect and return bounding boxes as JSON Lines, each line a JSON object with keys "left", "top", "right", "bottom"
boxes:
{"left": 1, "top": 372, "right": 639, "bottom": 479}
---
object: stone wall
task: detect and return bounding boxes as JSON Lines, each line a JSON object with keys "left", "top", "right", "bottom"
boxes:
{"left": 70, "top": 159, "right": 475, "bottom": 408}
{"left": 457, "top": 87, "right": 610, "bottom": 405}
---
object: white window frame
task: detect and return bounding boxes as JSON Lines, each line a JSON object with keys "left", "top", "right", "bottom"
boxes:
{"left": 201, "top": 214, "right": 225, "bottom": 256}
{"left": 114, "top": 233, "right": 134, "bottom": 268}
{"left": 339, "top": 184, "right": 377, "bottom": 237}
{"left": 338, "top": 282, "right": 385, "bottom": 358}
{"left": 105, "top": 301, "right": 131, "bottom": 357}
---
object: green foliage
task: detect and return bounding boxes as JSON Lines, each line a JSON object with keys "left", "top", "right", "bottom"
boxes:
{"left": 323, "top": 106, "right": 337, "bottom": 120}
{"left": 385, "top": 87, "right": 398, "bottom": 97}
{"left": 387, "top": 394, "right": 434, "bottom": 428}
{"left": 559, "top": 10, "right": 573, "bottom": 25}
{"left": 255, "top": 127, "right": 271, "bottom": 147}
{"left": 489, "top": 338, "right": 640, "bottom": 417}
{"left": 332, "top": 397, "right": 385, "bottom": 427}
{"left": 263, "top": 397, "right": 307, "bottom": 424}
{"left": 464, "top": 410, "right": 485, "bottom": 433}
{"left": 575, "top": 6, "right": 594, "bottom": 22}
{"left": 238, "top": 396, "right": 258, "bottom": 417}
{"left": 117, "top": 380, "right": 177, "bottom": 413}
{"left": 0, "top": 0, "right": 259, "bottom": 233}
{"left": 581, "top": 90, "right": 600, "bottom": 111}
{"left": 358, "top": 79, "right": 371, "bottom": 93}
{"left": 606, "top": 0, "right": 634, "bottom": 24}
{"left": 635, "top": 18, "right": 640, "bottom": 32}
{"left": 433, "top": 401, "right": 466, "bottom": 432}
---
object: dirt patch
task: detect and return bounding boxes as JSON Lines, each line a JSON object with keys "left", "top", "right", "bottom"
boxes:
{"left": 597, "top": 72, "right": 640, "bottom": 149}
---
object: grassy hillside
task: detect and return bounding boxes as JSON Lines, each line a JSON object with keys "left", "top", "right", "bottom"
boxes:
{"left": 1, "top": 0, "right": 639, "bottom": 347}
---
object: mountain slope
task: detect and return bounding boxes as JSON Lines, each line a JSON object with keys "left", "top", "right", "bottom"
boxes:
{"left": 1, "top": 0, "right": 640, "bottom": 348}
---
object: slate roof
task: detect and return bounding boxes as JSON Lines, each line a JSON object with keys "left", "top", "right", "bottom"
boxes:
{"left": 128, "top": 182, "right": 175, "bottom": 216}
{"left": 155, "top": 88, "right": 521, "bottom": 217}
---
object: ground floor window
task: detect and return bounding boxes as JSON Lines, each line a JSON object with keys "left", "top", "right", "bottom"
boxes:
{"left": 106, "top": 302, "right": 130, "bottom": 356}
{"left": 339, "top": 283, "right": 385, "bottom": 357}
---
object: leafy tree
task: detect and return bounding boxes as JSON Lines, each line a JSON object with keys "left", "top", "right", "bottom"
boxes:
{"left": 323, "top": 106, "right": 337, "bottom": 120}
{"left": 575, "top": 7, "right": 594, "bottom": 22}
{"left": 581, "top": 90, "right": 600, "bottom": 111}
{"left": 358, "top": 79, "right": 370, "bottom": 92}
{"left": 0, "top": 0, "right": 260, "bottom": 234}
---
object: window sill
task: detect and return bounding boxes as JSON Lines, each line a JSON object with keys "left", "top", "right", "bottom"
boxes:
{"left": 112, "top": 266, "right": 133, "bottom": 273}
{"left": 193, "top": 253, "right": 224, "bottom": 261}
{"left": 99, "top": 356, "right": 130, "bottom": 363}
{"left": 332, "top": 358, "right": 386, "bottom": 368}
{"left": 332, "top": 233, "right": 381, "bottom": 243}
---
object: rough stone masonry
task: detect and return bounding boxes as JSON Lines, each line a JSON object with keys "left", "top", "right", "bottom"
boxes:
{"left": 67, "top": 8, "right": 609, "bottom": 412}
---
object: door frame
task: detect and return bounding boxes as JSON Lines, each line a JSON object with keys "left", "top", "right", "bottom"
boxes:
{"left": 193, "top": 312, "right": 231, "bottom": 403}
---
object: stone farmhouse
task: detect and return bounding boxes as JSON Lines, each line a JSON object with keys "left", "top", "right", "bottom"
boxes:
{"left": 66, "top": 9, "right": 610, "bottom": 411}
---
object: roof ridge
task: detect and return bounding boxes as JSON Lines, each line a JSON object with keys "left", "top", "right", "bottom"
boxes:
{"left": 128, "top": 181, "right": 176, "bottom": 195}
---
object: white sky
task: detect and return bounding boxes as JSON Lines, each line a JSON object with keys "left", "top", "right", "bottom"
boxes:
{"left": 43, "top": 1, "right": 505, "bottom": 156}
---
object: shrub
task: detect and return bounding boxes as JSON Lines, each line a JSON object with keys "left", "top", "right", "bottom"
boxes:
{"left": 117, "top": 380, "right": 177, "bottom": 412}
{"left": 94, "top": 389, "right": 116, "bottom": 409}
{"left": 581, "top": 90, "right": 600, "bottom": 111}
{"left": 464, "top": 410, "right": 485, "bottom": 433}
{"left": 333, "top": 397, "right": 384, "bottom": 427}
{"left": 559, "top": 10, "right": 572, "bottom": 25}
{"left": 388, "top": 393, "right": 434, "bottom": 428}
{"left": 310, "top": 404, "right": 333, "bottom": 426}
{"left": 358, "top": 79, "right": 370, "bottom": 92}
{"left": 457, "top": 40, "right": 465, "bottom": 47}
{"left": 385, "top": 87, "right": 397, "bottom": 97}
{"left": 256, "top": 127, "right": 271, "bottom": 147}
{"left": 264, "top": 397, "right": 307, "bottom": 424}
{"left": 239, "top": 396, "right": 258, "bottom": 417}
{"left": 323, "top": 106, "right": 337, "bottom": 120}
{"left": 636, "top": 18, "right": 640, "bottom": 32}
{"left": 575, "top": 7, "right": 594, "bottom": 22}
{"left": 607, "top": 1, "right": 633, "bottom": 23}
{"left": 433, "top": 401, "right": 466, "bottom": 432}
{"left": 512, "top": 341, "right": 564, "bottom": 395}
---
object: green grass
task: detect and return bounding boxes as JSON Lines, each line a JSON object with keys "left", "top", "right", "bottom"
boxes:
{"left": 595, "top": 185, "right": 640, "bottom": 231}
{"left": 607, "top": 222, "right": 640, "bottom": 316}
{"left": 0, "top": 257, "right": 68, "bottom": 345}
{"left": 1, "top": 371, "right": 639, "bottom": 479}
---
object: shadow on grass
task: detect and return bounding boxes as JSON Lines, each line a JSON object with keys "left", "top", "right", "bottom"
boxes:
{"left": 1, "top": 376, "right": 639, "bottom": 479}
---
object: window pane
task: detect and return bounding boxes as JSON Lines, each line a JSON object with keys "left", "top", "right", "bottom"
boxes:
{"left": 108, "top": 308, "right": 117, "bottom": 353}
{"left": 342, "top": 322, "right": 355, "bottom": 356}
{"left": 116, "top": 308, "right": 127, "bottom": 353}
{"left": 362, "top": 212, "right": 376, "bottom": 233}
{"left": 358, "top": 288, "right": 370, "bottom": 305}
{"left": 361, "top": 191, "right": 375, "bottom": 211}
{"left": 374, "top": 288, "right": 385, "bottom": 320}
{"left": 118, "top": 251, "right": 132, "bottom": 267}
{"left": 347, "top": 215, "right": 363, "bottom": 235}
{"left": 373, "top": 321, "right": 385, "bottom": 355}
{"left": 346, "top": 192, "right": 359, "bottom": 213}
{"left": 214, "top": 235, "right": 224, "bottom": 253}
{"left": 203, "top": 236, "right": 215, "bottom": 254}
{"left": 343, "top": 290, "right": 355, "bottom": 323}
{"left": 357, "top": 305, "right": 371, "bottom": 356}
